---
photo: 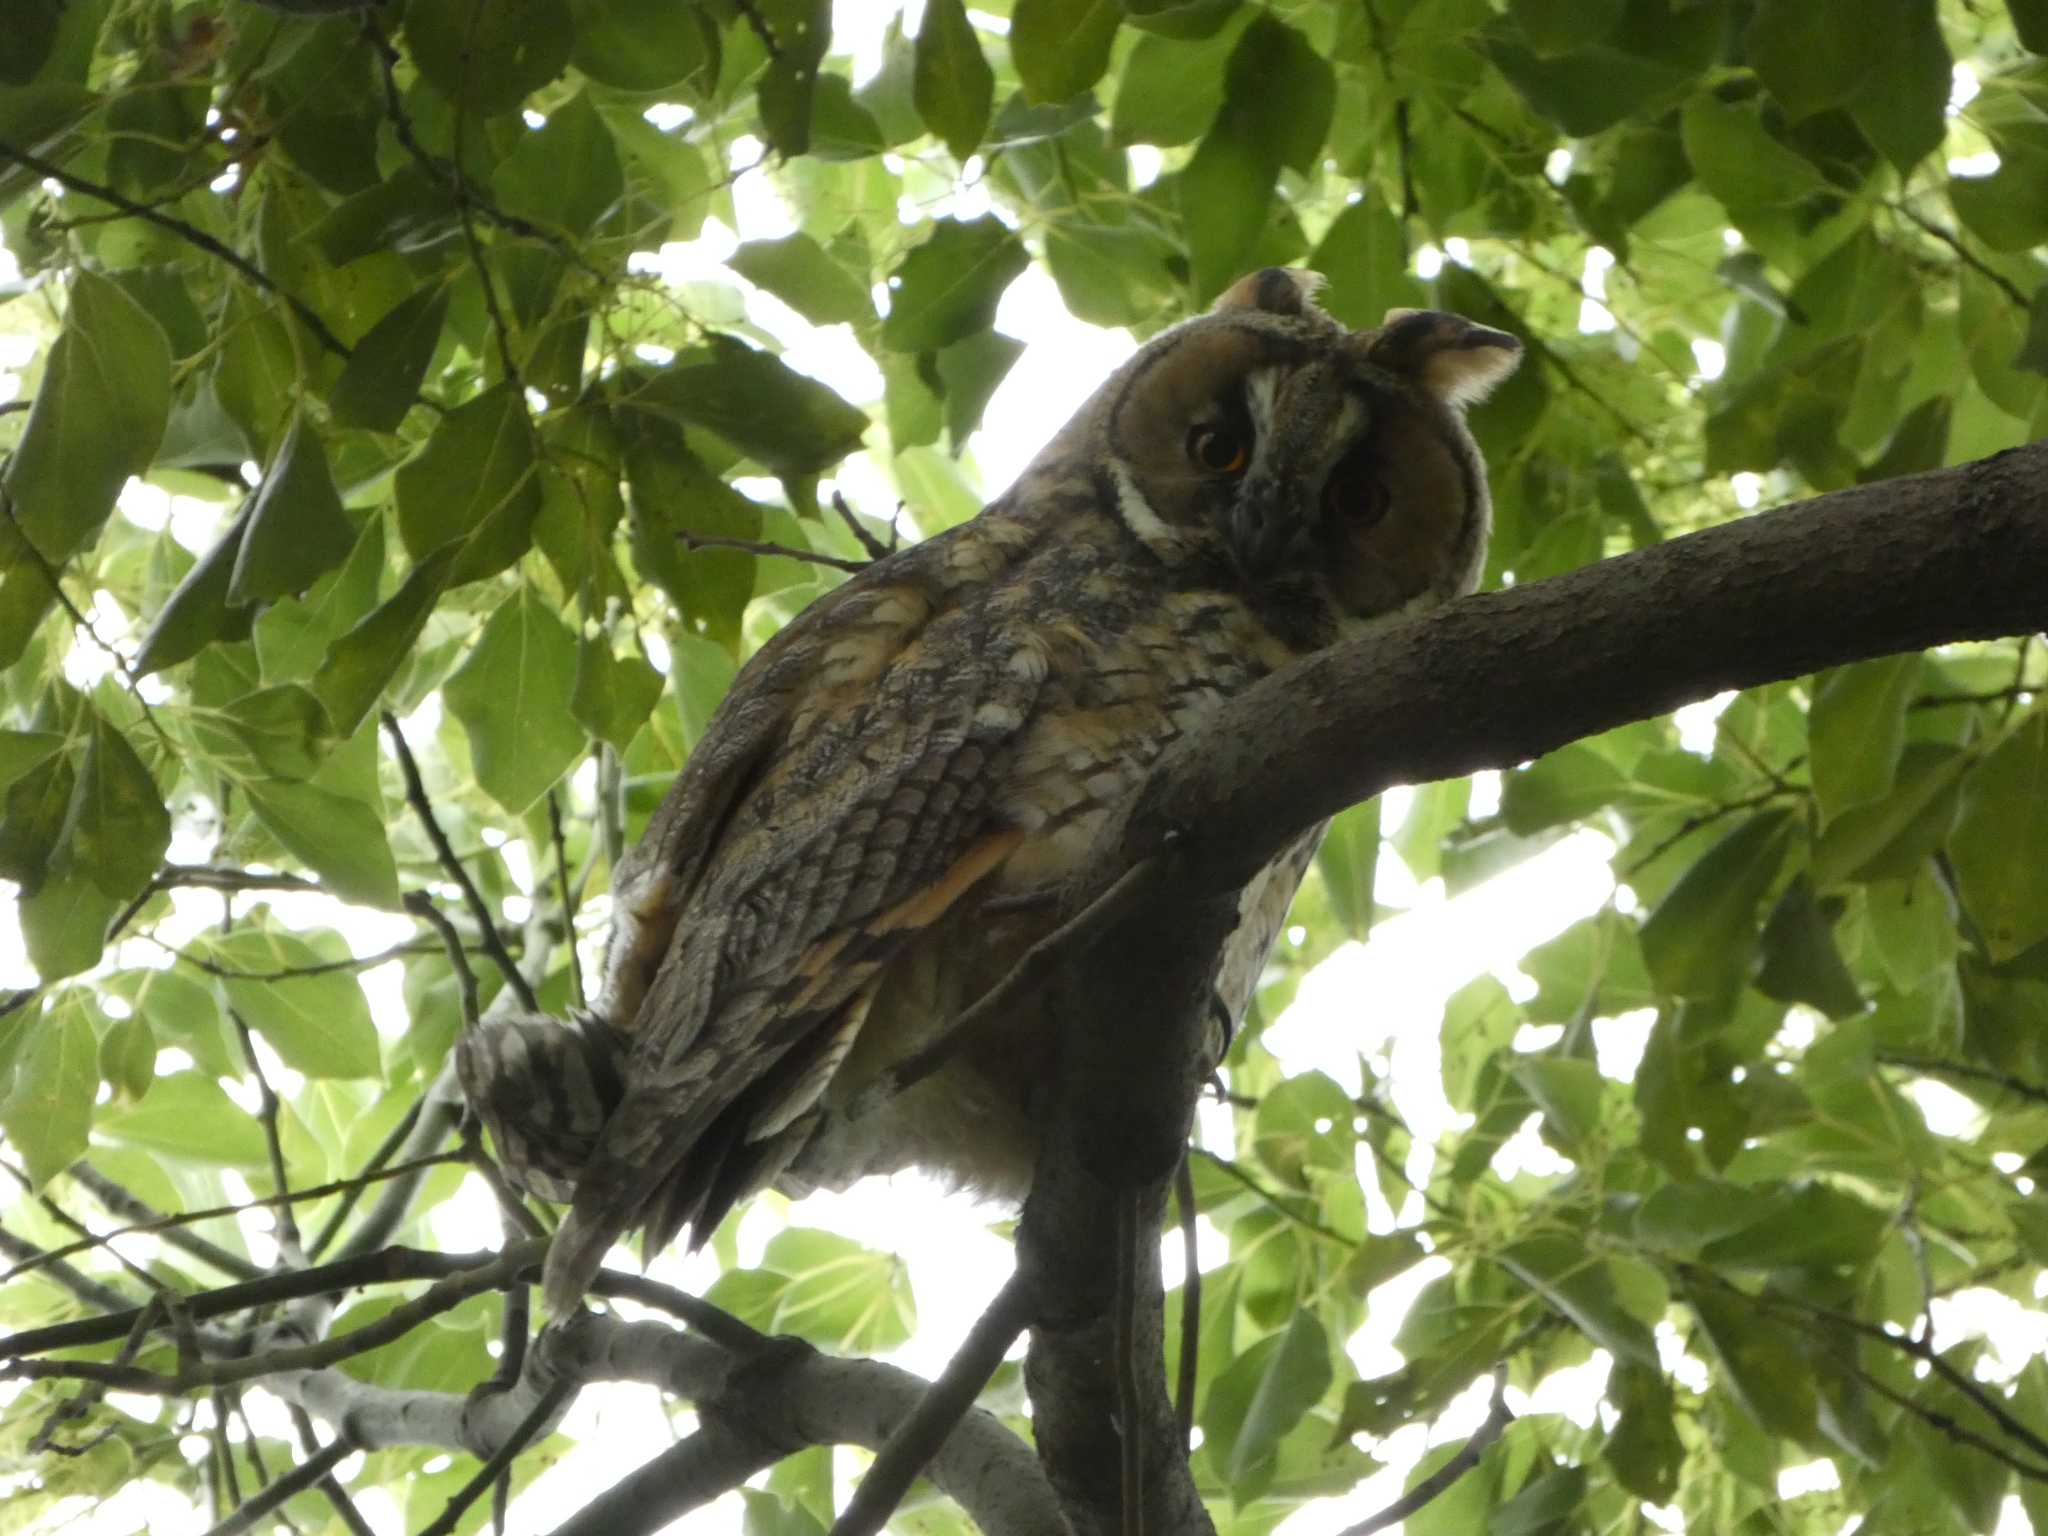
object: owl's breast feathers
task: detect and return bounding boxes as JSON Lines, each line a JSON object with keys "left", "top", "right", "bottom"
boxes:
{"left": 535, "top": 484, "right": 1304, "bottom": 1312}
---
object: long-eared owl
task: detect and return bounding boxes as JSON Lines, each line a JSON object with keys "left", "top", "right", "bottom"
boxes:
{"left": 457, "top": 267, "right": 1522, "bottom": 1313}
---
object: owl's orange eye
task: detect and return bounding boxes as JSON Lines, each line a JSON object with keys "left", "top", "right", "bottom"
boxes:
{"left": 1188, "top": 425, "right": 1249, "bottom": 475}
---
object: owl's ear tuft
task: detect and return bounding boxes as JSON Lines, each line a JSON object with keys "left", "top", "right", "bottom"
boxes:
{"left": 1212, "top": 267, "right": 1327, "bottom": 318}
{"left": 1368, "top": 308, "right": 1522, "bottom": 407}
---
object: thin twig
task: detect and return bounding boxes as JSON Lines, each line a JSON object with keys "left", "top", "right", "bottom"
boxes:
{"left": 0, "top": 139, "right": 351, "bottom": 359}
{"left": 383, "top": 713, "right": 539, "bottom": 1014}
{"left": 289, "top": 1404, "right": 377, "bottom": 1536}
{"left": 678, "top": 529, "right": 868, "bottom": 574}
{"left": 1876, "top": 1054, "right": 2048, "bottom": 1109}
{"left": 0, "top": 1224, "right": 138, "bottom": 1315}
{"left": 1174, "top": 1155, "right": 1200, "bottom": 1450}
{"left": 3, "top": 1146, "right": 463, "bottom": 1287}
{"left": 307, "top": 1101, "right": 429, "bottom": 1261}
{"left": 232, "top": 1014, "right": 303, "bottom": 1264}
{"left": 1, "top": 1157, "right": 169, "bottom": 1296}
{"left": 587, "top": 1271, "right": 772, "bottom": 1358}
{"left": 415, "top": 1379, "right": 576, "bottom": 1536}
{"left": 63, "top": 1162, "right": 264, "bottom": 1283}
{"left": 1, "top": 1240, "right": 544, "bottom": 1364}
{"left": 830, "top": 490, "right": 894, "bottom": 562}
{"left": 548, "top": 791, "right": 585, "bottom": 1009}
{"left": 831, "top": 1270, "right": 1038, "bottom": 1536}
{"left": 1336, "top": 1367, "right": 1514, "bottom": 1535}
{"left": 200, "top": 1435, "right": 354, "bottom": 1536}
{"left": 407, "top": 891, "right": 483, "bottom": 1033}
{"left": 1115, "top": 1190, "right": 1144, "bottom": 1536}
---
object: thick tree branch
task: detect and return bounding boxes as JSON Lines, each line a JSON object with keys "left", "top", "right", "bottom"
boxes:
{"left": 1117, "top": 442, "right": 2047, "bottom": 897}
{"left": 1009, "top": 443, "right": 2047, "bottom": 1532}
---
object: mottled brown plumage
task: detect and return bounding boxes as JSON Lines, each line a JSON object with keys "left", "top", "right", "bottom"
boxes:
{"left": 456, "top": 269, "right": 1521, "bottom": 1313}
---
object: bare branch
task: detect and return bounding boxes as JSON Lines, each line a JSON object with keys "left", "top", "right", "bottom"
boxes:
{"left": 382, "top": 712, "right": 539, "bottom": 1013}
{"left": 678, "top": 528, "right": 869, "bottom": 574}
{"left": 0, "top": 141, "right": 350, "bottom": 359}
{"left": 1336, "top": 1369, "right": 1514, "bottom": 1536}
{"left": 833, "top": 1269, "right": 1038, "bottom": 1536}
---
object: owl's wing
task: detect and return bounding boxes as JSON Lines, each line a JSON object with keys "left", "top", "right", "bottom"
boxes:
{"left": 543, "top": 549, "right": 1047, "bottom": 1311}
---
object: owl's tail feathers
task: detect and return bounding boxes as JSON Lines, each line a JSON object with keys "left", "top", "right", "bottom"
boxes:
{"left": 456, "top": 1012, "right": 625, "bottom": 1205}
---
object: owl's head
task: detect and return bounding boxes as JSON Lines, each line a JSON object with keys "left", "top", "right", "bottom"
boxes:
{"left": 1058, "top": 267, "right": 1520, "bottom": 633}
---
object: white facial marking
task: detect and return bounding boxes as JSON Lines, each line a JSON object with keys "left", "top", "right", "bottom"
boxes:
{"left": 1110, "top": 459, "right": 1191, "bottom": 559}
{"left": 1244, "top": 366, "right": 1281, "bottom": 433}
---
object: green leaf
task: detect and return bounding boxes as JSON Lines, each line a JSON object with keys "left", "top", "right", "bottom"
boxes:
{"left": 18, "top": 866, "right": 117, "bottom": 982}
{"left": 1754, "top": 875, "right": 1864, "bottom": 1018}
{"left": 96, "top": 1070, "right": 269, "bottom": 1167}
{"left": 1949, "top": 112, "right": 2048, "bottom": 252}
{"left": 1508, "top": 1056, "right": 1605, "bottom": 1155}
{"left": 1686, "top": 1280, "right": 1817, "bottom": 1442}
{"left": 568, "top": 0, "right": 718, "bottom": 94}
{"left": 933, "top": 328, "right": 1024, "bottom": 448}
{"left": 626, "top": 437, "right": 759, "bottom": 649}
{"left": 1699, "top": 1182, "right": 1889, "bottom": 1269}
{"left": 1845, "top": 0, "right": 1949, "bottom": 173}
{"left": 631, "top": 337, "right": 871, "bottom": 478}
{"left": 1308, "top": 196, "right": 1428, "bottom": 332}
{"left": 312, "top": 544, "right": 460, "bottom": 737}
{"left": 729, "top": 234, "right": 873, "bottom": 327}
{"left": 571, "top": 637, "right": 664, "bottom": 754}
{"left": 1949, "top": 712, "right": 2048, "bottom": 962}
{"left": 2, "top": 270, "right": 171, "bottom": 563}
{"left": 912, "top": 0, "right": 992, "bottom": 160}
{"left": 243, "top": 778, "right": 402, "bottom": 910}
{"left": 205, "top": 929, "right": 380, "bottom": 1078}
{"left": 62, "top": 707, "right": 169, "bottom": 902}
{"left": 880, "top": 217, "right": 1030, "bottom": 354}
{"left": 394, "top": 383, "right": 542, "bottom": 585}
{"left": 0, "top": 1002, "right": 96, "bottom": 1186}
{"left": 1808, "top": 655, "right": 1919, "bottom": 822}
{"left": 1509, "top": 0, "right": 1625, "bottom": 52}
{"left": 1315, "top": 799, "right": 1380, "bottom": 941}
{"left": 97, "top": 1011, "right": 154, "bottom": 1104}
{"left": 1180, "top": 115, "right": 1273, "bottom": 306}
{"left": 1812, "top": 742, "right": 1971, "bottom": 885}
{"left": 0, "top": 270, "right": 171, "bottom": 665}
{"left": 1638, "top": 811, "right": 1794, "bottom": 998}
{"left": 1111, "top": 22, "right": 1240, "bottom": 147}
{"left": 1204, "top": 1309, "right": 1333, "bottom": 1489}
{"left": 404, "top": 0, "right": 572, "bottom": 117}
{"left": 1010, "top": 0, "right": 1120, "bottom": 104}
{"left": 2014, "top": 0, "right": 2048, "bottom": 52}
{"left": 443, "top": 587, "right": 586, "bottom": 814}
{"left": 494, "top": 89, "right": 624, "bottom": 237}
{"left": 1681, "top": 95, "right": 1831, "bottom": 212}
{"left": 1222, "top": 16, "right": 1334, "bottom": 175}
{"left": 1634, "top": 1180, "right": 1764, "bottom": 1250}
{"left": 1500, "top": 743, "right": 1628, "bottom": 834}
{"left": 229, "top": 413, "right": 358, "bottom": 605}
{"left": 1862, "top": 863, "right": 1957, "bottom": 990}
{"left": 0, "top": 730, "right": 62, "bottom": 797}
{"left": 753, "top": 0, "right": 832, "bottom": 157}
{"left": 1743, "top": 0, "right": 1890, "bottom": 119}
{"left": 253, "top": 517, "right": 388, "bottom": 684}
{"left": 707, "top": 1228, "right": 916, "bottom": 1354}
{"left": 329, "top": 286, "right": 448, "bottom": 433}
{"left": 132, "top": 509, "right": 252, "bottom": 677}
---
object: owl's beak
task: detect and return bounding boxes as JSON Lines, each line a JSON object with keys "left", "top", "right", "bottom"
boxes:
{"left": 1229, "top": 476, "right": 1313, "bottom": 578}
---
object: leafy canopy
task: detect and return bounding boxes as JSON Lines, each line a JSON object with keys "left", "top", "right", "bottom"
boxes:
{"left": 0, "top": 2, "right": 2045, "bottom": 1534}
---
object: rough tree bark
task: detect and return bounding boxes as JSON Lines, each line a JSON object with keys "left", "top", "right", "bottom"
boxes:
{"left": 1009, "top": 439, "right": 2045, "bottom": 1535}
